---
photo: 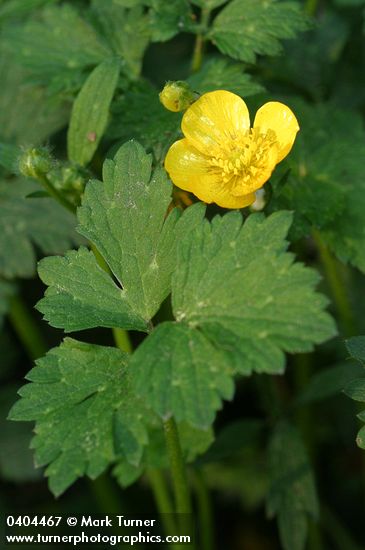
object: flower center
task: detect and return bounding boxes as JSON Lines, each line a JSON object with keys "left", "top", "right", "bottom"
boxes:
{"left": 209, "top": 128, "right": 277, "bottom": 194}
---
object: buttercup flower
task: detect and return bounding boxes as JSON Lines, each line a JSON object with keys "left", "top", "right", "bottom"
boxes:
{"left": 164, "top": 90, "right": 299, "bottom": 208}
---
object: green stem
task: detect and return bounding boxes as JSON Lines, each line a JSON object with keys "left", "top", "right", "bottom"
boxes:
{"left": 90, "top": 473, "right": 125, "bottom": 514}
{"left": 305, "top": 0, "right": 318, "bottom": 16}
{"left": 312, "top": 229, "right": 355, "bottom": 336}
{"left": 192, "top": 469, "right": 215, "bottom": 550}
{"left": 147, "top": 468, "right": 177, "bottom": 536}
{"left": 8, "top": 294, "right": 48, "bottom": 360}
{"left": 163, "top": 418, "right": 192, "bottom": 515}
{"left": 38, "top": 173, "right": 76, "bottom": 215}
{"left": 113, "top": 327, "right": 133, "bottom": 353}
{"left": 191, "top": 8, "right": 211, "bottom": 73}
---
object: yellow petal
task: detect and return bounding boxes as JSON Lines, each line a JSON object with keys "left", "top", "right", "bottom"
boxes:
{"left": 181, "top": 90, "right": 250, "bottom": 156}
{"left": 165, "top": 138, "right": 219, "bottom": 203}
{"left": 214, "top": 190, "right": 255, "bottom": 209}
{"left": 253, "top": 101, "right": 299, "bottom": 163}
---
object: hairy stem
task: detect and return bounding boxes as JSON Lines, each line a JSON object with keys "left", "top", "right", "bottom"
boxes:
{"left": 37, "top": 173, "right": 76, "bottom": 215}
{"left": 8, "top": 294, "right": 48, "bottom": 360}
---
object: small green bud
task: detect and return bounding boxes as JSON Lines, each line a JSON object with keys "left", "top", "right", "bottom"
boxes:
{"left": 18, "top": 147, "right": 53, "bottom": 179}
{"left": 159, "top": 81, "right": 195, "bottom": 112}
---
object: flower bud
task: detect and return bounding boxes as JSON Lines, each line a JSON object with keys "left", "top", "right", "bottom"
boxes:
{"left": 18, "top": 147, "right": 53, "bottom": 179}
{"left": 159, "top": 81, "right": 195, "bottom": 112}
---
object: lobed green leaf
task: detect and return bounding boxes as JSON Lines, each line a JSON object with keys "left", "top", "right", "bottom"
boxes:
{"left": 9, "top": 338, "right": 148, "bottom": 496}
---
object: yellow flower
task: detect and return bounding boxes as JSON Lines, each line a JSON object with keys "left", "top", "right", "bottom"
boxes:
{"left": 164, "top": 90, "right": 299, "bottom": 208}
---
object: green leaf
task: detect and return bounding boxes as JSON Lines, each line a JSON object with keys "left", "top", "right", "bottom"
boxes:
{"left": 132, "top": 211, "right": 335, "bottom": 427}
{"left": 197, "top": 419, "right": 264, "bottom": 463}
{"left": 148, "top": 0, "right": 194, "bottom": 42}
{"left": 9, "top": 338, "right": 148, "bottom": 496}
{"left": 270, "top": 101, "right": 365, "bottom": 243}
{"left": 188, "top": 57, "right": 264, "bottom": 97}
{"left": 172, "top": 211, "right": 336, "bottom": 374}
{"left": 107, "top": 81, "right": 181, "bottom": 161}
{"left": 114, "top": 421, "right": 213, "bottom": 488}
{"left": 67, "top": 58, "right": 120, "bottom": 166}
{"left": 263, "top": 13, "right": 349, "bottom": 102}
{"left": 78, "top": 140, "right": 206, "bottom": 321}
{"left": 0, "top": 179, "right": 81, "bottom": 278}
{"left": 131, "top": 322, "right": 235, "bottom": 427}
{"left": 267, "top": 422, "right": 319, "bottom": 550}
{"left": 346, "top": 336, "right": 365, "bottom": 365}
{"left": 91, "top": 0, "right": 149, "bottom": 78}
{"left": 37, "top": 247, "right": 148, "bottom": 332}
{"left": 296, "top": 362, "right": 365, "bottom": 405}
{"left": 0, "top": 0, "right": 57, "bottom": 22}
{"left": 0, "top": 57, "right": 69, "bottom": 146}
{"left": 0, "top": 143, "right": 20, "bottom": 173}
{"left": 209, "top": 0, "right": 310, "bottom": 63}
{"left": 0, "top": 385, "right": 40, "bottom": 482}
{"left": 113, "top": 460, "right": 144, "bottom": 488}
{"left": 344, "top": 337, "right": 365, "bottom": 449}
{"left": 3, "top": 5, "right": 111, "bottom": 83}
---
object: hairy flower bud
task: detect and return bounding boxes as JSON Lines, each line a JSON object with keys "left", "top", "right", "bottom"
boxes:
{"left": 159, "top": 81, "right": 195, "bottom": 112}
{"left": 18, "top": 147, "right": 53, "bottom": 179}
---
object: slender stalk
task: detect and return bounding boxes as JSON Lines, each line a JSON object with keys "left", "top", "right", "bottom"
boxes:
{"left": 305, "top": 0, "right": 318, "bottom": 16}
{"left": 90, "top": 473, "right": 125, "bottom": 514}
{"left": 191, "top": 8, "right": 211, "bottom": 73}
{"left": 147, "top": 468, "right": 177, "bottom": 536}
{"left": 8, "top": 294, "right": 48, "bottom": 360}
{"left": 192, "top": 469, "right": 215, "bottom": 550}
{"left": 90, "top": 475, "right": 144, "bottom": 550}
{"left": 37, "top": 173, "right": 76, "bottom": 215}
{"left": 113, "top": 327, "right": 133, "bottom": 353}
{"left": 312, "top": 229, "right": 355, "bottom": 336}
{"left": 308, "top": 519, "right": 324, "bottom": 550}
{"left": 163, "top": 418, "right": 192, "bottom": 515}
